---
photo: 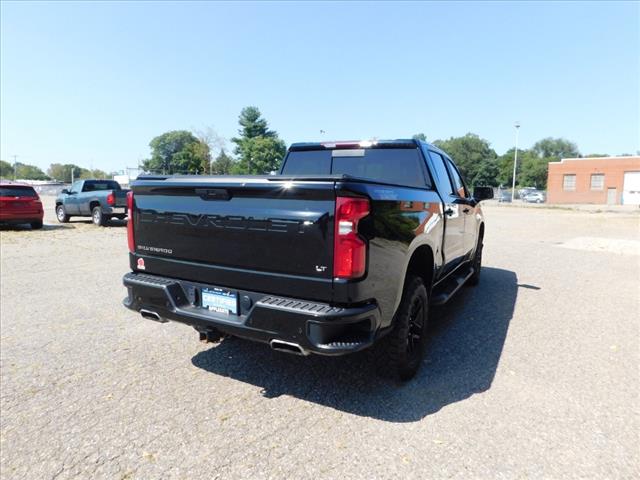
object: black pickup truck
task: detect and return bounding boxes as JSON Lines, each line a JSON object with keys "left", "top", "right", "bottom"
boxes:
{"left": 122, "top": 139, "right": 493, "bottom": 380}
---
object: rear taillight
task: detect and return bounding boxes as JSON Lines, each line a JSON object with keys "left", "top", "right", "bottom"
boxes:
{"left": 127, "top": 191, "right": 134, "bottom": 253}
{"left": 333, "top": 196, "right": 370, "bottom": 279}
{"left": 107, "top": 192, "right": 115, "bottom": 206}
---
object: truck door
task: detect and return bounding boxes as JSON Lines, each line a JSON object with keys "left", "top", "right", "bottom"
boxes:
{"left": 444, "top": 157, "right": 477, "bottom": 256}
{"left": 79, "top": 181, "right": 95, "bottom": 214}
{"left": 65, "top": 181, "right": 83, "bottom": 214}
{"left": 427, "top": 150, "right": 466, "bottom": 273}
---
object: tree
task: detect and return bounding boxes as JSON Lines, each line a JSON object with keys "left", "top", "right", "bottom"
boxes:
{"left": 531, "top": 137, "right": 579, "bottom": 160}
{"left": 143, "top": 130, "right": 210, "bottom": 174}
{"left": 211, "top": 149, "right": 234, "bottom": 175}
{"left": 470, "top": 158, "right": 499, "bottom": 187}
{"left": 231, "top": 136, "right": 287, "bottom": 175}
{"left": 14, "top": 163, "right": 50, "bottom": 180}
{"left": 47, "top": 163, "right": 87, "bottom": 183}
{"left": 412, "top": 133, "right": 427, "bottom": 141}
{"left": 0, "top": 160, "right": 14, "bottom": 178}
{"left": 432, "top": 133, "right": 499, "bottom": 186}
{"left": 236, "top": 106, "right": 276, "bottom": 139}
{"left": 500, "top": 137, "right": 581, "bottom": 190}
{"left": 193, "top": 126, "right": 227, "bottom": 173}
{"left": 518, "top": 156, "right": 550, "bottom": 189}
{"left": 498, "top": 148, "right": 527, "bottom": 186}
{"left": 231, "top": 107, "right": 286, "bottom": 174}
{"left": 79, "top": 168, "right": 108, "bottom": 179}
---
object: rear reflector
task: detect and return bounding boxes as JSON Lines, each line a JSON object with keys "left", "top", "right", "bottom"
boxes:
{"left": 127, "top": 191, "right": 134, "bottom": 253}
{"left": 333, "top": 196, "right": 369, "bottom": 279}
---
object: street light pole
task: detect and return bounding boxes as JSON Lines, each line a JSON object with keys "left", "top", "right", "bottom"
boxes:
{"left": 511, "top": 122, "right": 521, "bottom": 201}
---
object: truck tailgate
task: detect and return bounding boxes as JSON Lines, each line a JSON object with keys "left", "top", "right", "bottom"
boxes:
{"left": 113, "top": 190, "right": 129, "bottom": 207}
{"left": 131, "top": 177, "right": 336, "bottom": 283}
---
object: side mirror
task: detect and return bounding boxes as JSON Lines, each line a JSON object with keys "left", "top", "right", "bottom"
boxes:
{"left": 473, "top": 186, "right": 494, "bottom": 202}
{"left": 61, "top": 189, "right": 70, "bottom": 195}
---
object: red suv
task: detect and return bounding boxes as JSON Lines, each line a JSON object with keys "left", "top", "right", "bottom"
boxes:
{"left": 0, "top": 183, "right": 44, "bottom": 229}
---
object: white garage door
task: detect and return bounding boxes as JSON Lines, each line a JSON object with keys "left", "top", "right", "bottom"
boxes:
{"left": 623, "top": 171, "right": 640, "bottom": 205}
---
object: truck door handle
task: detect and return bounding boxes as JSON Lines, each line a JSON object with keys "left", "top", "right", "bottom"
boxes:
{"left": 444, "top": 208, "right": 454, "bottom": 216}
{"left": 462, "top": 207, "right": 470, "bottom": 213}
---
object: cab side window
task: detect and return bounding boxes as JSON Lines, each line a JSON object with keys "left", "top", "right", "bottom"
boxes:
{"left": 446, "top": 159, "right": 469, "bottom": 198}
{"left": 70, "top": 181, "right": 82, "bottom": 194}
{"left": 428, "top": 151, "right": 455, "bottom": 196}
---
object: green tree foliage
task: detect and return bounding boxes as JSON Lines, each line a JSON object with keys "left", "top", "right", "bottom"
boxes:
{"left": 14, "top": 163, "right": 50, "bottom": 180}
{"left": 0, "top": 161, "right": 50, "bottom": 180}
{"left": 79, "top": 168, "right": 108, "bottom": 179}
{"left": 236, "top": 106, "right": 275, "bottom": 139}
{"left": 412, "top": 133, "right": 427, "bottom": 141}
{"left": 47, "top": 163, "right": 87, "bottom": 183}
{"left": 0, "top": 160, "right": 14, "bottom": 178}
{"left": 143, "top": 130, "right": 210, "bottom": 174}
{"left": 498, "top": 148, "right": 526, "bottom": 186}
{"left": 231, "top": 107, "right": 286, "bottom": 174}
{"left": 231, "top": 136, "right": 287, "bottom": 175}
{"left": 499, "top": 137, "right": 581, "bottom": 189}
{"left": 518, "top": 156, "right": 550, "bottom": 189}
{"left": 211, "top": 149, "right": 234, "bottom": 175}
{"left": 531, "top": 137, "right": 579, "bottom": 160}
{"left": 432, "top": 133, "right": 499, "bottom": 187}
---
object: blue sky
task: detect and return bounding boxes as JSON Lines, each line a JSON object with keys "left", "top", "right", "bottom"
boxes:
{"left": 1, "top": 1, "right": 638, "bottom": 173}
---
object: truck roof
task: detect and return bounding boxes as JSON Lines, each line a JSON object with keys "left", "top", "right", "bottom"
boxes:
{"left": 289, "top": 139, "right": 427, "bottom": 151}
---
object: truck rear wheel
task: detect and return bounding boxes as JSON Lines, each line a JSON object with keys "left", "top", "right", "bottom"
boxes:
{"left": 375, "top": 275, "right": 429, "bottom": 381}
{"left": 92, "top": 206, "right": 107, "bottom": 226}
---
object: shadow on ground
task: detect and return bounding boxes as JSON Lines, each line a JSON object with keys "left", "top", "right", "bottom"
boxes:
{"left": 192, "top": 267, "right": 518, "bottom": 422}
{"left": 0, "top": 223, "right": 72, "bottom": 231}
{"left": 69, "top": 218, "right": 128, "bottom": 228}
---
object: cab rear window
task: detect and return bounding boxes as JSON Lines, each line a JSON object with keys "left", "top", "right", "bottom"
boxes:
{"left": 0, "top": 186, "right": 37, "bottom": 197}
{"left": 281, "top": 148, "right": 430, "bottom": 188}
{"left": 83, "top": 181, "right": 121, "bottom": 192}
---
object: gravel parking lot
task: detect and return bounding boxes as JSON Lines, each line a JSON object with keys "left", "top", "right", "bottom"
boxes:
{"left": 1, "top": 197, "right": 639, "bottom": 479}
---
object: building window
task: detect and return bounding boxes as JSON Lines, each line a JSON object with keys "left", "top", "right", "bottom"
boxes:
{"left": 563, "top": 174, "right": 576, "bottom": 191}
{"left": 590, "top": 174, "right": 604, "bottom": 190}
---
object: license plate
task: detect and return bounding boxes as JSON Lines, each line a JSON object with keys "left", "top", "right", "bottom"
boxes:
{"left": 202, "top": 287, "right": 238, "bottom": 315}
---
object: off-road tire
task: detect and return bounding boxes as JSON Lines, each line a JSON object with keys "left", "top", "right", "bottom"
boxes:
{"left": 375, "top": 275, "right": 429, "bottom": 381}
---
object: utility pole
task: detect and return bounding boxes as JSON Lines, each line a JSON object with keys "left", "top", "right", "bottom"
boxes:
{"left": 71, "top": 167, "right": 75, "bottom": 185}
{"left": 511, "top": 122, "right": 521, "bottom": 202}
{"left": 12, "top": 155, "right": 18, "bottom": 181}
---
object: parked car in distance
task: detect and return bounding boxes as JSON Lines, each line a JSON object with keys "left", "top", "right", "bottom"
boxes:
{"left": 518, "top": 187, "right": 538, "bottom": 200}
{"left": 498, "top": 190, "right": 512, "bottom": 203}
{"left": 123, "top": 139, "right": 494, "bottom": 381}
{"left": 55, "top": 179, "right": 129, "bottom": 226}
{"left": 523, "top": 191, "right": 545, "bottom": 203}
{"left": 0, "top": 183, "right": 44, "bottom": 229}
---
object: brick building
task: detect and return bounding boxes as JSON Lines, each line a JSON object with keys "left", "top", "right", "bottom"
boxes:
{"left": 546, "top": 156, "right": 640, "bottom": 205}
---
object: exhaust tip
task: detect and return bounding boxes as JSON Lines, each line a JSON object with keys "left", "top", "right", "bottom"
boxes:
{"left": 270, "top": 339, "right": 309, "bottom": 356}
{"left": 140, "top": 309, "right": 167, "bottom": 323}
